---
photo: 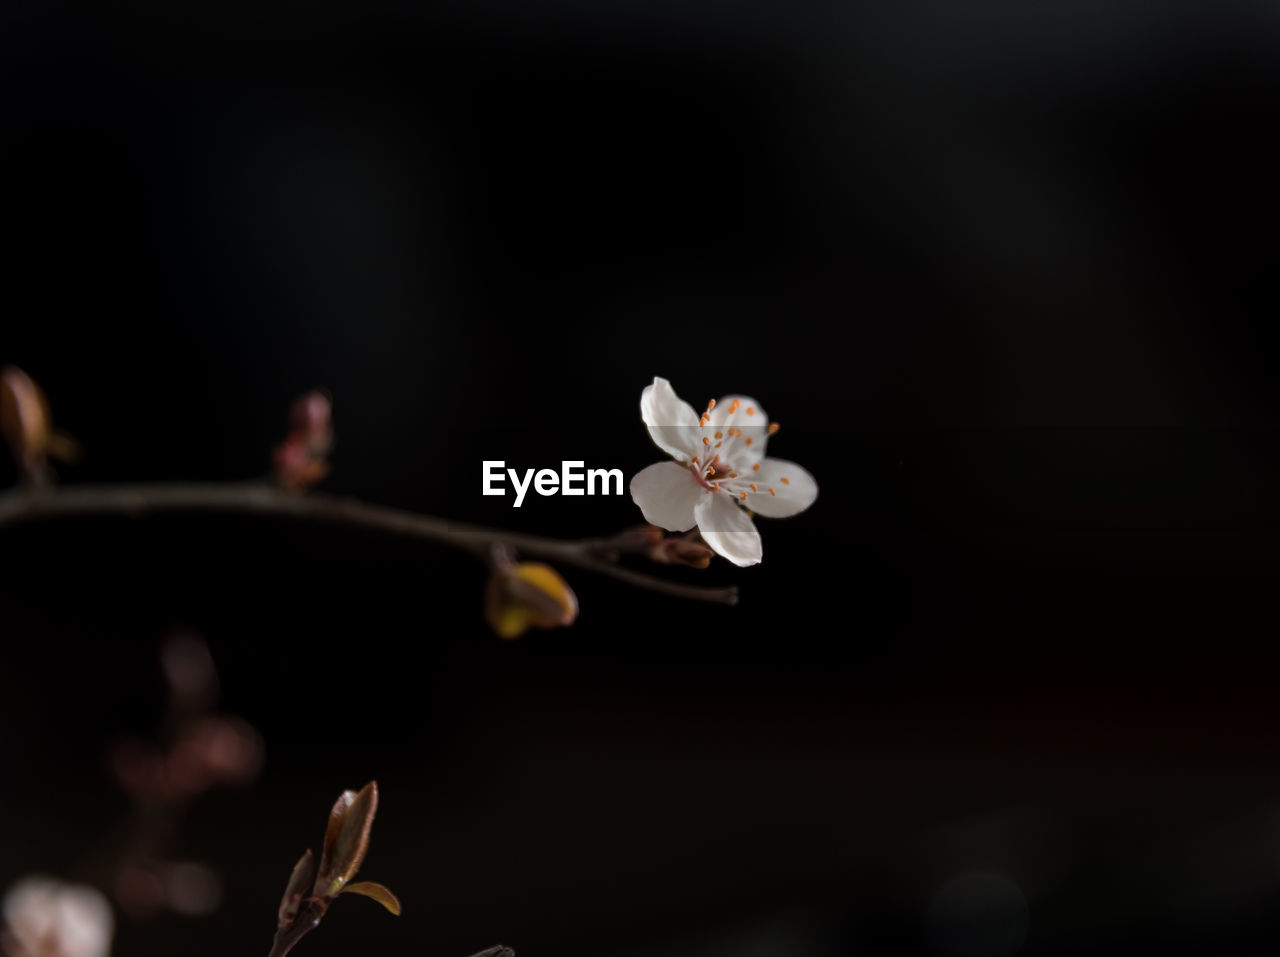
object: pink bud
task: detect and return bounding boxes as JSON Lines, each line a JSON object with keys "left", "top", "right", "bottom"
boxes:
{"left": 272, "top": 392, "right": 334, "bottom": 492}
{"left": 288, "top": 391, "right": 333, "bottom": 455}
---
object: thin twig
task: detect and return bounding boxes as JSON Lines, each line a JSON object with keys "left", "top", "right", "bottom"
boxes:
{"left": 0, "top": 483, "right": 739, "bottom": 605}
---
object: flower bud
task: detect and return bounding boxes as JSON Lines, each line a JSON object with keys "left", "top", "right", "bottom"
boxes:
{"left": 167, "top": 716, "right": 264, "bottom": 794}
{"left": 160, "top": 632, "right": 219, "bottom": 712}
{"left": 484, "top": 562, "right": 578, "bottom": 640}
{"left": 274, "top": 782, "right": 400, "bottom": 944}
{"left": 649, "top": 536, "right": 713, "bottom": 569}
{"left": 608, "top": 525, "right": 664, "bottom": 552}
{"left": 273, "top": 391, "right": 334, "bottom": 492}
{"left": 0, "top": 366, "right": 79, "bottom": 480}
{"left": 163, "top": 862, "right": 222, "bottom": 918}
{"left": 314, "top": 781, "right": 378, "bottom": 899}
{"left": 278, "top": 850, "right": 316, "bottom": 928}
{"left": 288, "top": 391, "right": 333, "bottom": 457}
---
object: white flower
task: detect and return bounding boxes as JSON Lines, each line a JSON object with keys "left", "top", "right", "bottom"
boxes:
{"left": 3, "top": 877, "right": 113, "bottom": 957}
{"left": 629, "top": 377, "right": 818, "bottom": 567}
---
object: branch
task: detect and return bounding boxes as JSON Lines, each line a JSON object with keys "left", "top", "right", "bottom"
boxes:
{"left": 268, "top": 900, "right": 325, "bottom": 957}
{"left": 0, "top": 483, "right": 739, "bottom": 606}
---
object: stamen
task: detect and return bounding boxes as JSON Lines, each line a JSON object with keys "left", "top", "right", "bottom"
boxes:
{"left": 714, "top": 441, "right": 722, "bottom": 448}
{"left": 728, "top": 471, "right": 739, "bottom": 478}
{"left": 744, "top": 438, "right": 753, "bottom": 446}
{"left": 739, "top": 491, "right": 747, "bottom": 500}
{"left": 746, "top": 406, "right": 755, "bottom": 416}
{"left": 700, "top": 413, "right": 709, "bottom": 426}
{"left": 713, "top": 481, "right": 720, "bottom": 490}
{"left": 707, "top": 398, "right": 716, "bottom": 410}
{"left": 729, "top": 399, "right": 741, "bottom": 414}
{"left": 780, "top": 477, "right": 791, "bottom": 484}
{"left": 752, "top": 463, "right": 760, "bottom": 471}
{"left": 714, "top": 431, "right": 722, "bottom": 439}
{"left": 749, "top": 483, "right": 757, "bottom": 492}
{"left": 768, "top": 488, "right": 776, "bottom": 496}
{"left": 768, "top": 422, "right": 780, "bottom": 435}
{"left": 702, "top": 436, "right": 710, "bottom": 446}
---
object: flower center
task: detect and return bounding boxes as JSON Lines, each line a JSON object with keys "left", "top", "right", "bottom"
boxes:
{"left": 688, "top": 454, "right": 743, "bottom": 493}
{"left": 686, "top": 396, "right": 784, "bottom": 502}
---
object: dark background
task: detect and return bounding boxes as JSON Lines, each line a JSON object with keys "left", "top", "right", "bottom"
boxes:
{"left": 3, "top": 1, "right": 1280, "bottom": 955}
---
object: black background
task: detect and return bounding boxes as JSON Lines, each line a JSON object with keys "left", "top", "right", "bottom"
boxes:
{"left": 3, "top": 1, "right": 1280, "bottom": 955}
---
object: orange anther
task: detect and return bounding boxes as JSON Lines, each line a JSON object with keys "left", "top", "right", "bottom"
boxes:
{"left": 728, "top": 471, "right": 739, "bottom": 478}
{"left": 702, "top": 436, "right": 710, "bottom": 446}
{"left": 729, "top": 399, "right": 741, "bottom": 413}
{"left": 768, "top": 488, "right": 776, "bottom": 496}
{"left": 707, "top": 398, "right": 717, "bottom": 410}
{"left": 739, "top": 491, "right": 747, "bottom": 500}
{"left": 752, "top": 463, "right": 760, "bottom": 471}
{"left": 714, "top": 431, "right": 722, "bottom": 439}
{"left": 768, "top": 422, "right": 780, "bottom": 434}
{"left": 746, "top": 406, "right": 755, "bottom": 416}
{"left": 700, "top": 413, "right": 709, "bottom": 426}
{"left": 749, "top": 483, "right": 757, "bottom": 492}
{"left": 744, "top": 438, "right": 753, "bottom": 446}
{"left": 780, "top": 477, "right": 791, "bottom": 484}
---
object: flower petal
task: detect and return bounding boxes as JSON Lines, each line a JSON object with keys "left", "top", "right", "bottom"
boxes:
{"left": 630, "top": 461, "right": 704, "bottom": 532}
{"left": 694, "top": 492, "right": 763, "bottom": 567}
{"left": 742, "top": 459, "right": 818, "bottom": 518}
{"left": 640, "top": 377, "right": 702, "bottom": 462}
{"left": 707, "top": 394, "right": 770, "bottom": 466}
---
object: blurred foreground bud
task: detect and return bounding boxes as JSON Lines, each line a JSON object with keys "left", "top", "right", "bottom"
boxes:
{"left": 109, "top": 716, "right": 263, "bottom": 801}
{"left": 2, "top": 877, "right": 113, "bottom": 957}
{"left": 167, "top": 715, "right": 265, "bottom": 794}
{"left": 648, "top": 535, "right": 713, "bottom": 569}
{"left": 485, "top": 559, "right": 578, "bottom": 640}
{"left": 272, "top": 391, "right": 333, "bottom": 492}
{"left": 0, "top": 366, "right": 80, "bottom": 482}
{"left": 114, "top": 860, "right": 222, "bottom": 920}
{"left": 162, "top": 862, "right": 222, "bottom": 918}
{"left": 160, "top": 633, "right": 219, "bottom": 713}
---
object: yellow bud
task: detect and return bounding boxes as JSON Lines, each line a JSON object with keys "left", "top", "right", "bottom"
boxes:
{"left": 485, "top": 562, "right": 578, "bottom": 640}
